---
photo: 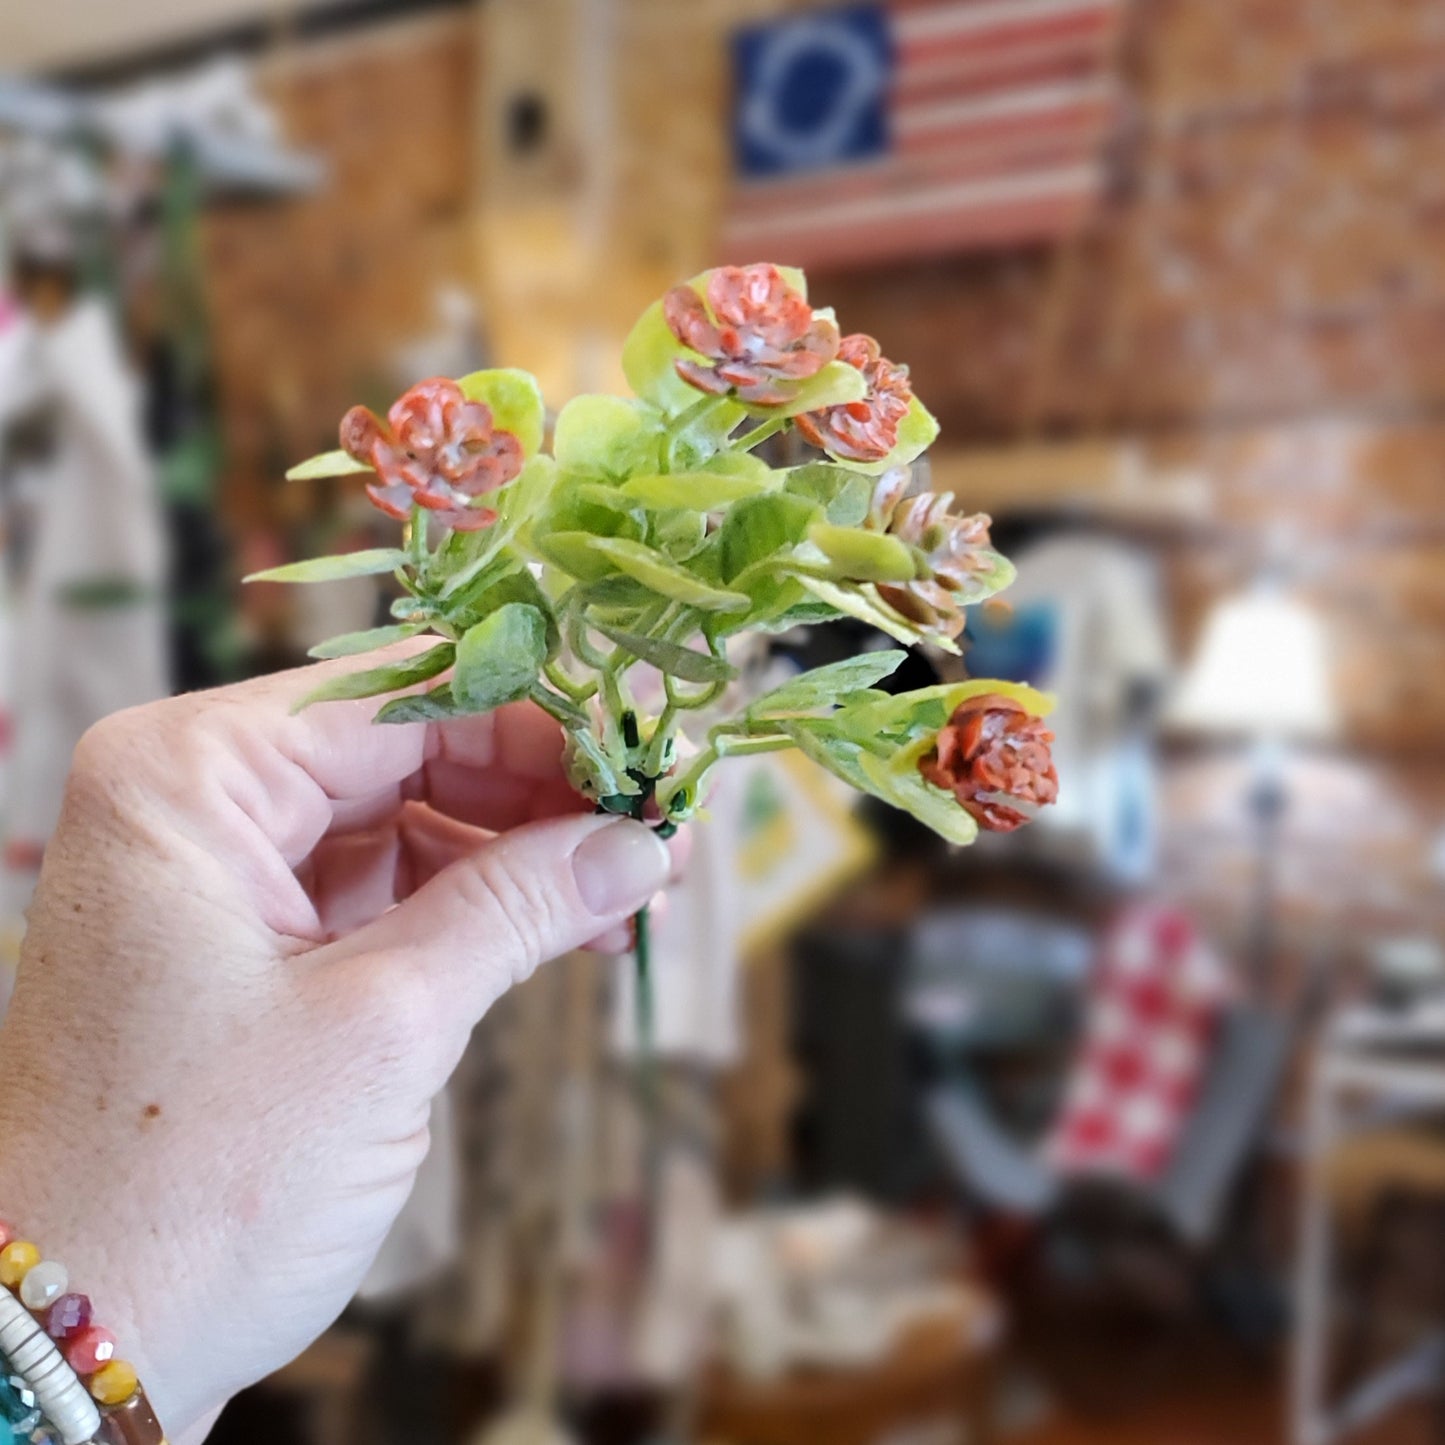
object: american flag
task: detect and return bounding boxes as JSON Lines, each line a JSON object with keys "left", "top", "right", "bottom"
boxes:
{"left": 723, "top": 0, "right": 1125, "bottom": 271}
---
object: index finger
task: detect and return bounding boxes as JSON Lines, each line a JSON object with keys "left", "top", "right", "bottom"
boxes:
{"left": 129, "top": 647, "right": 580, "bottom": 868}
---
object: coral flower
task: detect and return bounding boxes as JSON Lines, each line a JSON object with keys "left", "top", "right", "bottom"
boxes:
{"left": 796, "top": 334, "right": 913, "bottom": 462}
{"left": 920, "top": 694, "right": 1059, "bottom": 832}
{"left": 865, "top": 474, "right": 1001, "bottom": 641}
{"left": 663, "top": 264, "right": 839, "bottom": 405}
{"left": 341, "top": 377, "right": 522, "bottom": 532}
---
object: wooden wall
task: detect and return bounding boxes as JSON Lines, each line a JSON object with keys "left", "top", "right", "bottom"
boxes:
{"left": 202, "top": 12, "right": 480, "bottom": 511}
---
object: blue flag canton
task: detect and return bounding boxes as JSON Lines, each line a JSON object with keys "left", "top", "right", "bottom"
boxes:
{"left": 732, "top": 5, "right": 893, "bottom": 180}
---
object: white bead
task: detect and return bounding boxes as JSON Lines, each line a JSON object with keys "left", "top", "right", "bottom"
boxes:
{"left": 18, "top": 1259, "right": 68, "bottom": 1311}
{"left": 0, "top": 1289, "right": 100, "bottom": 1444}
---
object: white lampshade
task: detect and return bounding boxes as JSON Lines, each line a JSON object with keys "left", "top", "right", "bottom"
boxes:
{"left": 1167, "top": 585, "right": 1340, "bottom": 741}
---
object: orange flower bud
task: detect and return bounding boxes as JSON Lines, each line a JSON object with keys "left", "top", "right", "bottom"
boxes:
{"left": 919, "top": 693, "right": 1059, "bottom": 832}
{"left": 796, "top": 334, "right": 913, "bottom": 462}
{"left": 663, "top": 264, "right": 839, "bottom": 405}
{"left": 340, "top": 377, "right": 521, "bottom": 531}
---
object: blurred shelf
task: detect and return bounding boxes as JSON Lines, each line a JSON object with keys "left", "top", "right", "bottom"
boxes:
{"left": 931, "top": 438, "right": 1212, "bottom": 529}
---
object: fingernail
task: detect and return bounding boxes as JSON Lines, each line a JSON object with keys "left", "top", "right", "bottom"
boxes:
{"left": 573, "top": 820, "right": 670, "bottom": 916}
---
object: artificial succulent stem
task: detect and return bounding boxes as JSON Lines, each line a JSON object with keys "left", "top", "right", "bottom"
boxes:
{"left": 733, "top": 415, "right": 790, "bottom": 453}
{"left": 603, "top": 782, "right": 663, "bottom": 1214}
{"left": 663, "top": 393, "right": 729, "bottom": 469}
{"left": 633, "top": 897, "right": 657, "bottom": 1119}
{"left": 407, "top": 502, "right": 427, "bottom": 572}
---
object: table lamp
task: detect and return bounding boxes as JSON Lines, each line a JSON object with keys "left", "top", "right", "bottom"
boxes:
{"left": 1166, "top": 581, "right": 1340, "bottom": 988}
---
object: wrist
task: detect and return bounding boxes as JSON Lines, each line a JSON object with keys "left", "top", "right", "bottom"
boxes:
{"left": 0, "top": 1084, "right": 197, "bottom": 1442}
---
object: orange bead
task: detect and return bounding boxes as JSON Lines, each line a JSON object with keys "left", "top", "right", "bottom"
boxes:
{"left": 90, "top": 1359, "right": 139, "bottom": 1406}
{"left": 0, "top": 1240, "right": 40, "bottom": 1287}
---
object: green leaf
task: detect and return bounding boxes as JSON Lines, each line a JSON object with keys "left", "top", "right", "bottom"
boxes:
{"left": 452, "top": 603, "right": 548, "bottom": 713}
{"left": 651, "top": 507, "right": 708, "bottom": 562}
{"left": 449, "top": 567, "right": 560, "bottom": 654}
{"left": 530, "top": 465, "right": 647, "bottom": 581}
{"left": 594, "top": 622, "right": 736, "bottom": 684}
{"left": 621, "top": 296, "right": 698, "bottom": 414}
{"left": 748, "top": 651, "right": 905, "bottom": 718}
{"left": 375, "top": 685, "right": 463, "bottom": 724}
{"left": 955, "top": 549, "right": 1018, "bottom": 606}
{"left": 539, "top": 470, "right": 643, "bottom": 526}
{"left": 858, "top": 752, "right": 979, "bottom": 845}
{"left": 439, "top": 550, "right": 527, "bottom": 613}
{"left": 806, "top": 523, "right": 918, "bottom": 582}
{"left": 494, "top": 453, "right": 558, "bottom": 532}
{"left": 744, "top": 596, "right": 844, "bottom": 633}
{"left": 706, "top": 576, "right": 813, "bottom": 638}
{"left": 752, "top": 359, "right": 866, "bottom": 420}
{"left": 574, "top": 482, "right": 642, "bottom": 516}
{"left": 246, "top": 549, "right": 407, "bottom": 584}
{"left": 621, "top": 469, "right": 775, "bottom": 510}
{"left": 780, "top": 715, "right": 979, "bottom": 846}
{"left": 285, "top": 449, "right": 373, "bottom": 481}
{"left": 778, "top": 719, "right": 876, "bottom": 793}
{"left": 844, "top": 396, "right": 941, "bottom": 475}
{"left": 554, "top": 395, "right": 663, "bottom": 478}
{"left": 843, "top": 679, "right": 1055, "bottom": 745}
{"left": 574, "top": 574, "right": 656, "bottom": 615}
{"left": 585, "top": 537, "right": 750, "bottom": 611}
{"left": 435, "top": 456, "right": 556, "bottom": 602}
{"left": 670, "top": 398, "right": 750, "bottom": 469}
{"left": 785, "top": 463, "right": 874, "bottom": 526}
{"left": 308, "top": 623, "right": 428, "bottom": 659}
{"left": 564, "top": 729, "right": 637, "bottom": 800}
{"left": 892, "top": 397, "right": 940, "bottom": 466}
{"left": 294, "top": 644, "right": 455, "bottom": 711}
{"left": 536, "top": 530, "right": 629, "bottom": 583}
{"left": 716, "top": 492, "right": 820, "bottom": 583}
{"left": 777, "top": 265, "right": 809, "bottom": 297}
{"left": 797, "top": 576, "right": 961, "bottom": 653}
{"left": 704, "top": 449, "right": 775, "bottom": 484}
{"left": 456, "top": 368, "right": 546, "bottom": 455}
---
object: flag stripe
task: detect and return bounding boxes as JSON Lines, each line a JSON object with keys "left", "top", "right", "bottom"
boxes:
{"left": 898, "top": 32, "right": 1117, "bottom": 104}
{"left": 729, "top": 163, "right": 1101, "bottom": 237}
{"left": 724, "top": 0, "right": 1122, "bottom": 264}
{"left": 731, "top": 127, "right": 1108, "bottom": 217}
{"left": 898, "top": 78, "right": 1118, "bottom": 144}
{"left": 892, "top": 0, "right": 1118, "bottom": 46}
{"left": 726, "top": 192, "right": 1098, "bottom": 270}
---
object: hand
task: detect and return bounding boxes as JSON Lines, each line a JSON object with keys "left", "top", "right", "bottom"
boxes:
{"left": 0, "top": 656, "right": 677, "bottom": 1441}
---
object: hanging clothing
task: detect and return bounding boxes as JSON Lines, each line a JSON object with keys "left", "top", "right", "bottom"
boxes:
{"left": 0, "top": 297, "right": 170, "bottom": 931}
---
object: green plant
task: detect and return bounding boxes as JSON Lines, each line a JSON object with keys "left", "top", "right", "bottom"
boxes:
{"left": 249, "top": 264, "right": 1059, "bottom": 1040}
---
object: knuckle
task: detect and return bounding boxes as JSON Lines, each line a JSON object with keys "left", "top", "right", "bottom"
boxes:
{"left": 69, "top": 712, "right": 137, "bottom": 791}
{"left": 465, "top": 849, "right": 561, "bottom": 982}
{"left": 61, "top": 713, "right": 154, "bottom": 835}
{"left": 67, "top": 699, "right": 191, "bottom": 806}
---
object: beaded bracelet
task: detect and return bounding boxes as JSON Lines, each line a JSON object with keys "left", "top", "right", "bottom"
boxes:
{"left": 0, "top": 1224, "right": 166, "bottom": 1445}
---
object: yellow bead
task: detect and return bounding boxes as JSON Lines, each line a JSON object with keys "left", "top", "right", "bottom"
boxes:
{"left": 90, "top": 1360, "right": 139, "bottom": 1406}
{"left": 0, "top": 1241, "right": 40, "bottom": 1287}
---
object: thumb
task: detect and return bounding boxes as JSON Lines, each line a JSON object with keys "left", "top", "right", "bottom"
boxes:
{"left": 324, "top": 813, "right": 670, "bottom": 1011}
